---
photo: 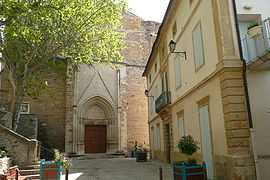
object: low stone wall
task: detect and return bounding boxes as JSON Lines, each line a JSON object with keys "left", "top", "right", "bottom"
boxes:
{"left": 0, "top": 157, "right": 11, "bottom": 175}
{"left": 0, "top": 125, "right": 38, "bottom": 165}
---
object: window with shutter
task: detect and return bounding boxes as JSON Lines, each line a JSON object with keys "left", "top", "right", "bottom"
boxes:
{"left": 192, "top": 23, "right": 205, "bottom": 70}
{"left": 177, "top": 116, "right": 185, "bottom": 138}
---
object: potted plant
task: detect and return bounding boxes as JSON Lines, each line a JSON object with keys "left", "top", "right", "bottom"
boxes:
{"left": 247, "top": 22, "right": 262, "bottom": 38}
{"left": 131, "top": 141, "right": 138, "bottom": 158}
{"left": 0, "top": 146, "right": 9, "bottom": 158}
{"left": 53, "top": 149, "right": 72, "bottom": 180}
{"left": 173, "top": 135, "right": 206, "bottom": 180}
{"left": 0, "top": 145, "right": 11, "bottom": 175}
{"left": 132, "top": 141, "right": 147, "bottom": 162}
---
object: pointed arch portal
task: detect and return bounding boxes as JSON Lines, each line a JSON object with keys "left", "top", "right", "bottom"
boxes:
{"left": 75, "top": 96, "right": 118, "bottom": 154}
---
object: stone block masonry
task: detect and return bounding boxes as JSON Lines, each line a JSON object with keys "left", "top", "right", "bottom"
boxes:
{"left": 0, "top": 124, "right": 38, "bottom": 165}
{"left": 0, "top": 11, "right": 160, "bottom": 155}
{"left": 219, "top": 68, "right": 256, "bottom": 179}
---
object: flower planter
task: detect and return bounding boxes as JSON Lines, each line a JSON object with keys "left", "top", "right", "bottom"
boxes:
{"left": 173, "top": 162, "right": 207, "bottom": 180}
{"left": 39, "top": 160, "right": 61, "bottom": 180}
{"left": 135, "top": 151, "right": 147, "bottom": 162}
{"left": 0, "top": 166, "right": 19, "bottom": 180}
{"left": 0, "top": 157, "right": 11, "bottom": 175}
{"left": 247, "top": 26, "right": 262, "bottom": 38}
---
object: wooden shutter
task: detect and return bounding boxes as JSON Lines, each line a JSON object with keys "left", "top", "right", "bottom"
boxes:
{"left": 192, "top": 24, "right": 204, "bottom": 69}
{"left": 177, "top": 116, "right": 185, "bottom": 138}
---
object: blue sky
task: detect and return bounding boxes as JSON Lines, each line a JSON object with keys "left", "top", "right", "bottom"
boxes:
{"left": 126, "top": 0, "right": 170, "bottom": 22}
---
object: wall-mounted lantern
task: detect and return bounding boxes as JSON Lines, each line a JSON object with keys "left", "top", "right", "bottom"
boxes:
{"left": 144, "top": 90, "right": 154, "bottom": 99}
{"left": 168, "top": 40, "right": 187, "bottom": 60}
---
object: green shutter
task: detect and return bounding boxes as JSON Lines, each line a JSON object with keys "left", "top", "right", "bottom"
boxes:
{"left": 178, "top": 116, "right": 185, "bottom": 138}
{"left": 192, "top": 24, "right": 204, "bottom": 69}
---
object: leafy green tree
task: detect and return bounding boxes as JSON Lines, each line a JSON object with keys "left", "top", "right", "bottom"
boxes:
{"left": 0, "top": 0, "right": 127, "bottom": 129}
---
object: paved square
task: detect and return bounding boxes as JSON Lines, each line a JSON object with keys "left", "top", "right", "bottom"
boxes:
{"left": 61, "top": 158, "right": 173, "bottom": 180}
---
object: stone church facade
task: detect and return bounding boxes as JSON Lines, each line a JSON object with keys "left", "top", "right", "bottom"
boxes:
{"left": 0, "top": 12, "right": 160, "bottom": 154}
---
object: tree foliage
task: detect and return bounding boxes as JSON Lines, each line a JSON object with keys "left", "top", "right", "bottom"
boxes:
{"left": 0, "top": 0, "right": 128, "bottom": 129}
{"left": 177, "top": 135, "right": 200, "bottom": 166}
{"left": 177, "top": 135, "right": 199, "bottom": 156}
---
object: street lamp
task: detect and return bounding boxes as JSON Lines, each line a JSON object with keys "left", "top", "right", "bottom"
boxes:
{"left": 168, "top": 40, "right": 187, "bottom": 60}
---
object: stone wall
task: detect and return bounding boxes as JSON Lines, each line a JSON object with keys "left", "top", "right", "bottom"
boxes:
{"left": 16, "top": 114, "right": 38, "bottom": 139}
{"left": 120, "top": 12, "right": 160, "bottom": 151}
{"left": 28, "top": 74, "right": 66, "bottom": 151}
{"left": 0, "top": 125, "right": 37, "bottom": 165}
{"left": 218, "top": 68, "right": 256, "bottom": 179}
{"left": 0, "top": 71, "right": 66, "bottom": 151}
{"left": 0, "top": 12, "right": 160, "bottom": 154}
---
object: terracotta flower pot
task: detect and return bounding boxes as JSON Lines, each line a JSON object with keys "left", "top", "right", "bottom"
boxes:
{"left": 247, "top": 26, "right": 262, "bottom": 38}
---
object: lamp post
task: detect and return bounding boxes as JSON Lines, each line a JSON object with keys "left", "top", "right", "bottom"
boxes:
{"left": 168, "top": 40, "right": 187, "bottom": 59}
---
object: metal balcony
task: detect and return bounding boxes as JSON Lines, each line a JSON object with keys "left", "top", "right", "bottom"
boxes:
{"left": 155, "top": 91, "right": 171, "bottom": 113}
{"left": 241, "top": 18, "right": 270, "bottom": 69}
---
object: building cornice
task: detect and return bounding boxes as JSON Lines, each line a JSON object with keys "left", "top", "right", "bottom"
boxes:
{"left": 142, "top": 0, "right": 180, "bottom": 77}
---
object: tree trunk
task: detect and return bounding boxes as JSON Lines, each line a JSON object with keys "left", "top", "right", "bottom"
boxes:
{"left": 10, "top": 89, "right": 23, "bottom": 131}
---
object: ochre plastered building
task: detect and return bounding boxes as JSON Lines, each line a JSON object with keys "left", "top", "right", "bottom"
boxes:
{"left": 143, "top": 0, "right": 270, "bottom": 179}
{"left": 0, "top": 12, "right": 159, "bottom": 154}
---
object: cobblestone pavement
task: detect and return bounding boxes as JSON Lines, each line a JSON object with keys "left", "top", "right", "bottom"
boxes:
{"left": 61, "top": 158, "right": 173, "bottom": 180}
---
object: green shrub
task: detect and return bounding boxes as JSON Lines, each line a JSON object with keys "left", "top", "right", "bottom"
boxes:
{"left": 177, "top": 135, "right": 200, "bottom": 166}
{"left": 0, "top": 145, "right": 10, "bottom": 158}
{"left": 53, "top": 149, "right": 72, "bottom": 169}
{"left": 248, "top": 22, "right": 261, "bottom": 30}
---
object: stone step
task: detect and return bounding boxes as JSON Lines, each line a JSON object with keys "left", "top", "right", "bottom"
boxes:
{"left": 74, "top": 153, "right": 126, "bottom": 160}
{"left": 19, "top": 169, "right": 39, "bottom": 176}
{"left": 19, "top": 164, "right": 40, "bottom": 170}
{"left": 20, "top": 174, "right": 39, "bottom": 179}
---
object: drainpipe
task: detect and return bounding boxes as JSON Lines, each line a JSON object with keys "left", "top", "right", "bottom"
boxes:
{"left": 117, "top": 69, "right": 121, "bottom": 152}
{"left": 231, "top": 0, "right": 259, "bottom": 179}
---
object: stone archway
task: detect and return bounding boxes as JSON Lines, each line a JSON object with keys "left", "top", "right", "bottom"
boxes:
{"left": 75, "top": 96, "right": 118, "bottom": 154}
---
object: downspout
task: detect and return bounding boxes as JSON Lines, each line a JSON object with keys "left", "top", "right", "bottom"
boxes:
{"left": 231, "top": 0, "right": 259, "bottom": 179}
{"left": 117, "top": 69, "right": 121, "bottom": 152}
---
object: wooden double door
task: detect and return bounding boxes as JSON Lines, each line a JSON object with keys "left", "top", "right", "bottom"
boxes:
{"left": 85, "top": 125, "right": 107, "bottom": 153}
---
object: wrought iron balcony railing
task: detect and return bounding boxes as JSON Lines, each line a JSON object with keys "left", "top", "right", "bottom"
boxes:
{"left": 155, "top": 91, "right": 171, "bottom": 113}
{"left": 241, "top": 18, "right": 270, "bottom": 64}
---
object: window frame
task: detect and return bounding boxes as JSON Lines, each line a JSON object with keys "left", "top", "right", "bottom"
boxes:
{"left": 192, "top": 22, "right": 205, "bottom": 71}
{"left": 20, "top": 102, "right": 30, "bottom": 114}
{"left": 177, "top": 114, "right": 185, "bottom": 139}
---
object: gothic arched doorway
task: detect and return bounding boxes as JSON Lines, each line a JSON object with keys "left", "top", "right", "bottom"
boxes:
{"left": 76, "top": 96, "right": 117, "bottom": 154}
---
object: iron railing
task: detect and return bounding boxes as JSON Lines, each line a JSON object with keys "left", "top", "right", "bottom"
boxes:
{"left": 155, "top": 91, "right": 171, "bottom": 113}
{"left": 241, "top": 18, "right": 270, "bottom": 64}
